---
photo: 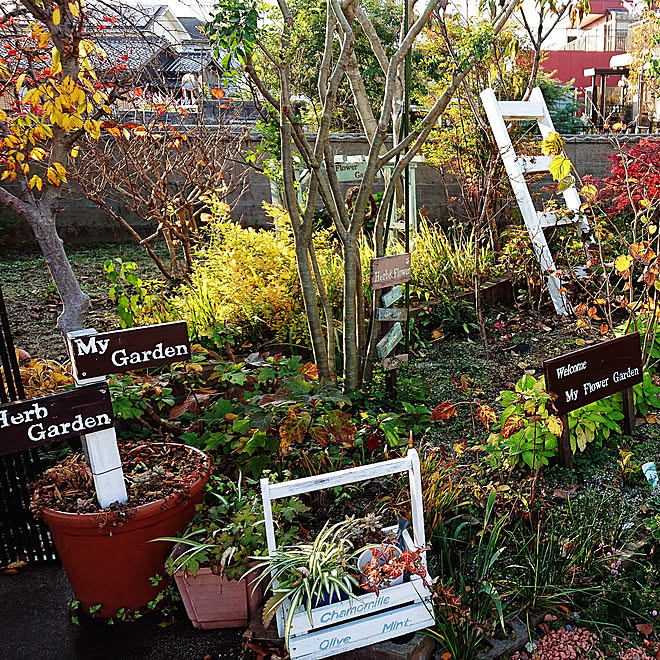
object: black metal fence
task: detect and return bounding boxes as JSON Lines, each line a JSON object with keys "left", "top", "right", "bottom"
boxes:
{"left": 0, "top": 285, "right": 57, "bottom": 564}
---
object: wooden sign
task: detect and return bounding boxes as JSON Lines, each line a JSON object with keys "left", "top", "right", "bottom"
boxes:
{"left": 68, "top": 321, "right": 191, "bottom": 379}
{"left": 377, "top": 322, "right": 403, "bottom": 359}
{"left": 0, "top": 384, "right": 114, "bottom": 457}
{"left": 376, "top": 307, "right": 408, "bottom": 322}
{"left": 382, "top": 285, "right": 403, "bottom": 307}
{"left": 544, "top": 333, "right": 642, "bottom": 415}
{"left": 383, "top": 354, "right": 408, "bottom": 371}
{"left": 370, "top": 254, "right": 411, "bottom": 290}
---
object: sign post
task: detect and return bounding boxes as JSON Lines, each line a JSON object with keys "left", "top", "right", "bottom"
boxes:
{"left": 544, "top": 333, "right": 642, "bottom": 468}
{"left": 370, "top": 254, "right": 411, "bottom": 388}
{"left": 66, "top": 321, "right": 192, "bottom": 508}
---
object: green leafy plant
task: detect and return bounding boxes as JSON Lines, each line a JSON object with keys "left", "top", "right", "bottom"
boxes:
{"left": 247, "top": 520, "right": 360, "bottom": 649}
{"left": 157, "top": 474, "right": 307, "bottom": 581}
{"left": 485, "top": 375, "right": 562, "bottom": 470}
{"left": 567, "top": 397, "right": 623, "bottom": 453}
{"left": 104, "top": 258, "right": 174, "bottom": 328}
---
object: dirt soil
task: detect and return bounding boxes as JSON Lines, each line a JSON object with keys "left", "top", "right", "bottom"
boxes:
{"left": 0, "top": 244, "right": 164, "bottom": 362}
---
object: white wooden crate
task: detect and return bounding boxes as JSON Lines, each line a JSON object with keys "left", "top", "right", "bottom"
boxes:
{"left": 260, "top": 449, "right": 435, "bottom": 660}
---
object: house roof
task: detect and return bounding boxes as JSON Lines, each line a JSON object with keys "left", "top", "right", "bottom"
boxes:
{"left": 177, "top": 17, "right": 205, "bottom": 41}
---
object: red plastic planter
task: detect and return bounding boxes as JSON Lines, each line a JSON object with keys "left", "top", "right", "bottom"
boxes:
{"left": 41, "top": 445, "right": 210, "bottom": 618}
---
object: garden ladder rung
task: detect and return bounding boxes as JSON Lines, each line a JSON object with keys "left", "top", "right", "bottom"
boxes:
{"left": 498, "top": 100, "right": 545, "bottom": 120}
{"left": 538, "top": 211, "right": 583, "bottom": 228}
{"left": 518, "top": 155, "right": 553, "bottom": 173}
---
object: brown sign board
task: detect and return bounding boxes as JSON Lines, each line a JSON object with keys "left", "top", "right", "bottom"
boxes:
{"left": 370, "top": 254, "right": 411, "bottom": 290}
{"left": 544, "top": 333, "right": 643, "bottom": 415}
{"left": 69, "top": 321, "right": 191, "bottom": 379}
{"left": 383, "top": 354, "right": 408, "bottom": 371}
{"left": 0, "top": 384, "right": 114, "bottom": 457}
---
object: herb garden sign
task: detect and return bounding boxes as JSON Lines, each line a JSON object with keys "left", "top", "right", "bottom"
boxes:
{"left": 260, "top": 449, "right": 434, "bottom": 660}
{"left": 544, "top": 333, "right": 642, "bottom": 467}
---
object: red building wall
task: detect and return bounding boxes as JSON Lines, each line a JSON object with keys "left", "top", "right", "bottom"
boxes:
{"left": 542, "top": 50, "right": 625, "bottom": 89}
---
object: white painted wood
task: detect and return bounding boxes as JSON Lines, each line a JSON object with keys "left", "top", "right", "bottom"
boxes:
{"left": 289, "top": 602, "right": 435, "bottom": 660}
{"left": 497, "top": 100, "right": 545, "bottom": 120}
{"left": 481, "top": 88, "right": 570, "bottom": 315}
{"left": 266, "top": 455, "right": 413, "bottom": 500}
{"left": 518, "top": 155, "right": 553, "bottom": 173}
{"left": 538, "top": 212, "right": 580, "bottom": 228}
{"left": 288, "top": 579, "right": 431, "bottom": 636}
{"left": 261, "top": 449, "right": 431, "bottom": 657}
{"left": 260, "top": 477, "right": 286, "bottom": 637}
{"left": 65, "top": 330, "right": 127, "bottom": 508}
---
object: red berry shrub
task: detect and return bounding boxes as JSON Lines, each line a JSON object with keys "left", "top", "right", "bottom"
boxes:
{"left": 599, "top": 138, "right": 660, "bottom": 215}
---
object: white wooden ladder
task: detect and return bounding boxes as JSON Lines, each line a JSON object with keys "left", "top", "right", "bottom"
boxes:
{"left": 480, "top": 87, "right": 593, "bottom": 315}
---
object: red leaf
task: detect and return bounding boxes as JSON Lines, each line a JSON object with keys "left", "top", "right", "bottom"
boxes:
{"left": 366, "top": 433, "right": 380, "bottom": 452}
{"left": 636, "top": 623, "right": 653, "bottom": 637}
{"left": 323, "top": 409, "right": 356, "bottom": 448}
{"left": 279, "top": 408, "right": 311, "bottom": 456}
{"left": 431, "top": 401, "right": 457, "bottom": 421}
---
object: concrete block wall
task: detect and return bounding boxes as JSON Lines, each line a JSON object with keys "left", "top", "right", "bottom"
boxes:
{"left": 0, "top": 133, "right": 652, "bottom": 249}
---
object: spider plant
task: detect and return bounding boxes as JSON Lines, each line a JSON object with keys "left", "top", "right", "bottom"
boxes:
{"left": 247, "top": 519, "right": 360, "bottom": 649}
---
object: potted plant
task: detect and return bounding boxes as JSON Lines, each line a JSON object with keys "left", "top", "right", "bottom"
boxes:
{"left": 357, "top": 542, "right": 429, "bottom": 595}
{"left": 30, "top": 441, "right": 210, "bottom": 618}
{"left": 248, "top": 519, "right": 361, "bottom": 649}
{"left": 156, "top": 473, "right": 307, "bottom": 629}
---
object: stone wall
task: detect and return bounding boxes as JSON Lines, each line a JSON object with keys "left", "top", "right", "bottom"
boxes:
{"left": 0, "top": 133, "right": 653, "bottom": 249}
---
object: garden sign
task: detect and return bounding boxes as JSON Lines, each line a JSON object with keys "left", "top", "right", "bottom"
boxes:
{"left": 544, "top": 333, "right": 642, "bottom": 468}
{"left": 65, "top": 321, "right": 191, "bottom": 507}
{"left": 371, "top": 254, "right": 410, "bottom": 374}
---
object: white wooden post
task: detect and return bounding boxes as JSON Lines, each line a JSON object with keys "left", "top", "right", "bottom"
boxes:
{"left": 66, "top": 329, "right": 127, "bottom": 508}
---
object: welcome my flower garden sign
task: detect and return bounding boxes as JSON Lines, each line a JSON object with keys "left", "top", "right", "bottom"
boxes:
{"left": 260, "top": 449, "right": 434, "bottom": 660}
{"left": 544, "top": 333, "right": 642, "bottom": 468}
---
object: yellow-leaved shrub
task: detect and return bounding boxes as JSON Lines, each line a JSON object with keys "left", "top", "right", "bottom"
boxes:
{"left": 177, "top": 202, "right": 342, "bottom": 348}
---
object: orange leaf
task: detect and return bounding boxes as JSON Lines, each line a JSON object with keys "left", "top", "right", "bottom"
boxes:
{"left": 431, "top": 401, "right": 457, "bottom": 421}
{"left": 600, "top": 323, "right": 609, "bottom": 335}
{"left": 210, "top": 87, "right": 225, "bottom": 100}
{"left": 133, "top": 88, "right": 143, "bottom": 96}
{"left": 502, "top": 414, "right": 524, "bottom": 439}
{"left": 477, "top": 405, "right": 497, "bottom": 431}
{"left": 297, "top": 362, "right": 319, "bottom": 381}
{"left": 441, "top": 654, "right": 452, "bottom": 660}
{"left": 636, "top": 623, "right": 653, "bottom": 637}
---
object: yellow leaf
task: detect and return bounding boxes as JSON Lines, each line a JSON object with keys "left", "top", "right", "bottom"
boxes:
{"left": 580, "top": 184, "right": 597, "bottom": 201}
{"left": 547, "top": 415, "right": 563, "bottom": 437}
{"left": 549, "top": 155, "right": 571, "bottom": 182}
{"left": 70, "top": 146, "right": 79, "bottom": 158}
{"left": 0, "top": 108, "right": 6, "bottom": 122}
{"left": 46, "top": 167, "right": 60, "bottom": 185}
{"left": 68, "top": 2, "right": 80, "bottom": 18}
{"left": 52, "top": 7, "right": 61, "bottom": 25}
{"left": 15, "top": 73, "right": 26, "bottom": 93}
{"left": 28, "top": 175, "right": 43, "bottom": 191}
{"left": 29, "top": 147, "right": 47, "bottom": 161}
{"left": 541, "top": 131, "right": 564, "bottom": 156}
{"left": 614, "top": 255, "right": 632, "bottom": 273}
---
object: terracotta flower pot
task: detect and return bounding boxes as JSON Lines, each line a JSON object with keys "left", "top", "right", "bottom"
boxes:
{"left": 41, "top": 445, "right": 210, "bottom": 618}
{"left": 174, "top": 564, "right": 265, "bottom": 629}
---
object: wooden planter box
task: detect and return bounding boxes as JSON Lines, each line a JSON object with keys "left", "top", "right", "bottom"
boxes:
{"left": 261, "top": 450, "right": 434, "bottom": 660}
{"left": 174, "top": 567, "right": 265, "bottom": 629}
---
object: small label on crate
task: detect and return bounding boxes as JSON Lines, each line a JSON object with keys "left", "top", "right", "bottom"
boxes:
{"left": 319, "top": 595, "right": 391, "bottom": 624}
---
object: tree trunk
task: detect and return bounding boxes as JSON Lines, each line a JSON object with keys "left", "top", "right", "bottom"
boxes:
{"left": 343, "top": 240, "right": 360, "bottom": 392}
{"left": 27, "top": 204, "right": 89, "bottom": 333}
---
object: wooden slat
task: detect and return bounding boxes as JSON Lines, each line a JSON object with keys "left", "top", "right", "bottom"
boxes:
{"left": 289, "top": 602, "right": 435, "bottom": 660}
{"left": 519, "top": 155, "right": 552, "bottom": 173}
{"left": 538, "top": 211, "right": 580, "bottom": 228}
{"left": 498, "top": 100, "right": 545, "bottom": 120}
{"left": 265, "top": 455, "right": 413, "bottom": 499}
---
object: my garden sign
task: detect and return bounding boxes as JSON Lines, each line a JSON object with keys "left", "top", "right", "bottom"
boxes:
{"left": 543, "top": 333, "right": 642, "bottom": 468}
{"left": 59, "top": 321, "right": 191, "bottom": 507}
